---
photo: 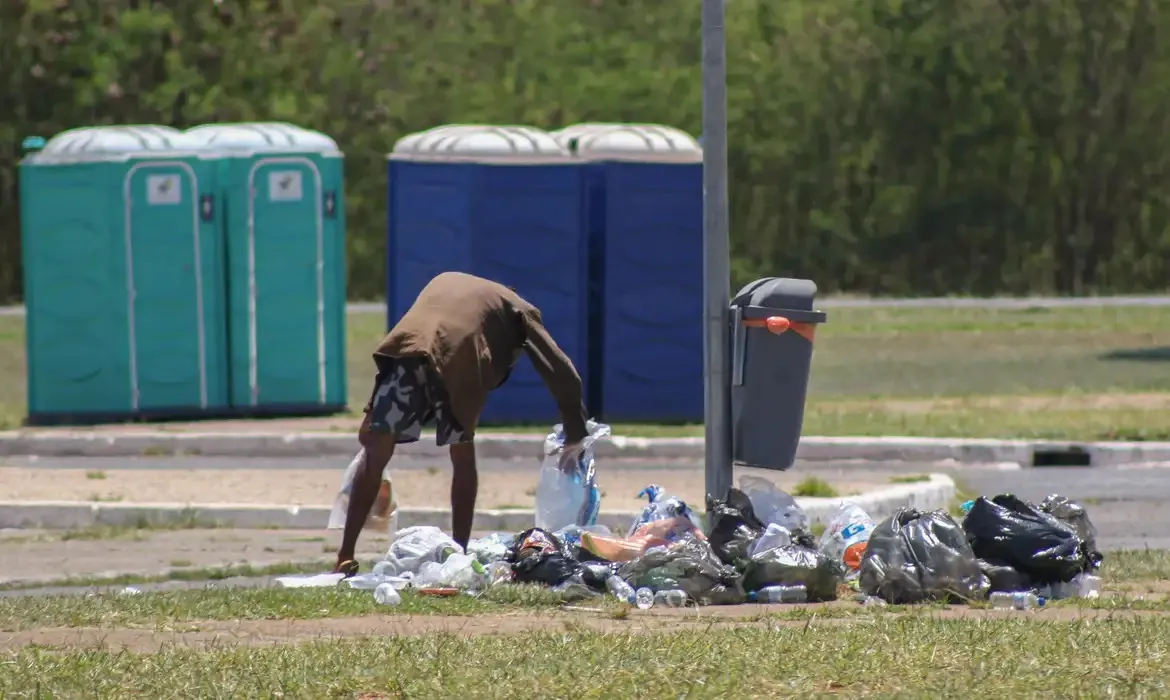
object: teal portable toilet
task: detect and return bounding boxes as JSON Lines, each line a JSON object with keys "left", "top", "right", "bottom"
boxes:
{"left": 19, "top": 125, "right": 229, "bottom": 424}
{"left": 181, "top": 122, "right": 346, "bottom": 414}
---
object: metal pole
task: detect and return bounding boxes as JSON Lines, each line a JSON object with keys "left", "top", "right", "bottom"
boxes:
{"left": 701, "top": 0, "right": 733, "bottom": 502}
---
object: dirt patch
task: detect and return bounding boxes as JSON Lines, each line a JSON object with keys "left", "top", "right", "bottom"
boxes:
{"left": 0, "top": 467, "right": 881, "bottom": 512}
{"left": 6, "top": 606, "right": 1169, "bottom": 653}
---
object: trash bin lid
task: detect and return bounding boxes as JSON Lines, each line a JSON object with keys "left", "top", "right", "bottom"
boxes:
{"left": 180, "top": 122, "right": 340, "bottom": 155}
{"left": 732, "top": 278, "right": 826, "bottom": 323}
{"left": 555, "top": 123, "right": 702, "bottom": 163}
{"left": 24, "top": 125, "right": 188, "bottom": 163}
{"left": 389, "top": 125, "right": 568, "bottom": 162}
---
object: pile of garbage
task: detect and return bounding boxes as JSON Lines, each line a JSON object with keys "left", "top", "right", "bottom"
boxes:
{"left": 287, "top": 423, "right": 1105, "bottom": 610}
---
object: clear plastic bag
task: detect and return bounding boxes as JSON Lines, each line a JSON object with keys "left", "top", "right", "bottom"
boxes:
{"left": 626, "top": 485, "right": 703, "bottom": 537}
{"left": 534, "top": 421, "right": 610, "bottom": 531}
{"left": 327, "top": 449, "right": 399, "bottom": 538}
{"left": 738, "top": 475, "right": 809, "bottom": 533}
{"left": 467, "top": 532, "right": 514, "bottom": 565}
{"left": 819, "top": 502, "right": 877, "bottom": 575}
{"left": 749, "top": 523, "right": 793, "bottom": 557}
{"left": 383, "top": 525, "right": 461, "bottom": 575}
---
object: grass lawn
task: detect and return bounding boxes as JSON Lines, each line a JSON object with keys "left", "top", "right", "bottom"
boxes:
{"left": 4, "top": 304, "right": 1170, "bottom": 439}
{"left": 1, "top": 549, "right": 1168, "bottom": 697}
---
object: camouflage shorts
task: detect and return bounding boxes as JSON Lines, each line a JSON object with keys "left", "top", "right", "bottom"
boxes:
{"left": 365, "top": 356, "right": 471, "bottom": 446}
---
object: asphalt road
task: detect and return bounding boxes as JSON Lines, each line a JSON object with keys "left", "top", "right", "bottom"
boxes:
{"left": 7, "top": 454, "right": 1167, "bottom": 552}
{"left": 3, "top": 295, "right": 1170, "bottom": 317}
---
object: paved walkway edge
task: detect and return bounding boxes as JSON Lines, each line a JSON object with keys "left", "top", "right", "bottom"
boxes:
{"left": 1, "top": 431, "right": 1167, "bottom": 465}
{"left": 0, "top": 475, "right": 954, "bottom": 531}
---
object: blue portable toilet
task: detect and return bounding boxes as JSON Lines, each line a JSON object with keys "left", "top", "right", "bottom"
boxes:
{"left": 180, "top": 122, "right": 347, "bottom": 415}
{"left": 387, "top": 125, "right": 590, "bottom": 424}
{"left": 18, "top": 125, "right": 229, "bottom": 424}
{"left": 553, "top": 124, "right": 704, "bottom": 423}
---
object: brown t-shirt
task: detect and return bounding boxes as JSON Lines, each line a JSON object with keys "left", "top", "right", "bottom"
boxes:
{"left": 375, "top": 272, "right": 589, "bottom": 443}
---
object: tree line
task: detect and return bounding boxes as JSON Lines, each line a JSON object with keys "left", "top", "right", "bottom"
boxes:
{"left": 3, "top": 0, "right": 1167, "bottom": 302}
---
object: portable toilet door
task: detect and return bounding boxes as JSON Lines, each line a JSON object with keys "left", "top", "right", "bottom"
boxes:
{"left": 19, "top": 125, "right": 228, "bottom": 424}
{"left": 568, "top": 124, "right": 704, "bottom": 423}
{"left": 388, "top": 125, "right": 591, "bottom": 424}
{"left": 182, "top": 122, "right": 346, "bottom": 414}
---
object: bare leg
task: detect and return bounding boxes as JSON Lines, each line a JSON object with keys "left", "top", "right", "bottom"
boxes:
{"left": 335, "top": 414, "right": 396, "bottom": 568}
{"left": 449, "top": 441, "right": 478, "bottom": 551}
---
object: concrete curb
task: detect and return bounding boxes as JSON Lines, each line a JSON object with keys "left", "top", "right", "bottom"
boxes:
{"left": 0, "top": 474, "right": 955, "bottom": 531}
{"left": 1, "top": 430, "right": 1167, "bottom": 466}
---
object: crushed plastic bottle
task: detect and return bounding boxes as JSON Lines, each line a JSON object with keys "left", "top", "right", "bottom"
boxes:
{"left": 605, "top": 575, "right": 636, "bottom": 604}
{"left": 654, "top": 589, "right": 687, "bottom": 608}
{"left": 486, "top": 561, "right": 513, "bottom": 586}
{"left": 990, "top": 591, "right": 1044, "bottom": 610}
{"left": 819, "top": 503, "right": 877, "bottom": 573}
{"left": 635, "top": 587, "right": 655, "bottom": 609}
{"left": 1077, "top": 573, "right": 1102, "bottom": 599}
{"left": 748, "top": 585, "right": 808, "bottom": 604}
{"left": 374, "top": 582, "right": 402, "bottom": 606}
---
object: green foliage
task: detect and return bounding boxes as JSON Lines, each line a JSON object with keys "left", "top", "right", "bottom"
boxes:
{"left": 3, "top": 0, "right": 1170, "bottom": 302}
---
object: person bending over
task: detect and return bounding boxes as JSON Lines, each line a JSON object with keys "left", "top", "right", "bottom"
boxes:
{"left": 333, "top": 271, "right": 588, "bottom": 575}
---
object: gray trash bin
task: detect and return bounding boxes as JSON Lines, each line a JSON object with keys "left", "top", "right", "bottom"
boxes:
{"left": 730, "top": 277, "right": 828, "bottom": 470}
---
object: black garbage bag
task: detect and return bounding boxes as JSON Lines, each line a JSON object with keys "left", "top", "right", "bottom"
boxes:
{"left": 513, "top": 553, "right": 582, "bottom": 586}
{"left": 579, "top": 562, "right": 621, "bottom": 591}
{"left": 860, "top": 508, "right": 988, "bottom": 604}
{"left": 706, "top": 489, "right": 765, "bottom": 567}
{"left": 963, "top": 494, "right": 1087, "bottom": 584}
{"left": 1039, "top": 494, "right": 1104, "bottom": 571}
{"left": 508, "top": 527, "right": 584, "bottom": 587}
{"left": 618, "top": 539, "right": 747, "bottom": 605}
{"left": 978, "top": 559, "right": 1033, "bottom": 593}
{"left": 743, "top": 545, "right": 844, "bottom": 601}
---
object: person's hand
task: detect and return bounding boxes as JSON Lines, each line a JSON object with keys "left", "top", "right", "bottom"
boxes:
{"left": 558, "top": 441, "right": 585, "bottom": 475}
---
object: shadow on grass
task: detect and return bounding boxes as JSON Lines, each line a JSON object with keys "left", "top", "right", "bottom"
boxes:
{"left": 1100, "top": 346, "right": 1170, "bottom": 362}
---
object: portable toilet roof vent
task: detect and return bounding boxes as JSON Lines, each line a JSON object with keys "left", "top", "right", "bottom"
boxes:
{"left": 390, "top": 125, "right": 568, "bottom": 162}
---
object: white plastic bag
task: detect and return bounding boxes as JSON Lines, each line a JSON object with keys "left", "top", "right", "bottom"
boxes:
{"left": 275, "top": 573, "right": 346, "bottom": 588}
{"left": 327, "top": 449, "right": 399, "bottom": 538}
{"left": 819, "top": 502, "right": 876, "bottom": 574}
{"left": 383, "top": 525, "right": 461, "bottom": 575}
{"left": 739, "top": 475, "right": 809, "bottom": 532}
{"left": 534, "top": 421, "right": 609, "bottom": 532}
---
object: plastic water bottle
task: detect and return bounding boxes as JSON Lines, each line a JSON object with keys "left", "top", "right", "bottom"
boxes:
{"left": 606, "top": 576, "right": 636, "bottom": 604}
{"left": 654, "top": 589, "right": 687, "bottom": 608}
{"left": 748, "top": 585, "right": 808, "bottom": 604}
{"left": 635, "top": 587, "right": 655, "bottom": 609}
{"left": 990, "top": 591, "right": 1042, "bottom": 610}
{"left": 372, "top": 560, "right": 397, "bottom": 578}
{"left": 1077, "top": 574, "right": 1102, "bottom": 599}
{"left": 374, "top": 582, "right": 402, "bottom": 606}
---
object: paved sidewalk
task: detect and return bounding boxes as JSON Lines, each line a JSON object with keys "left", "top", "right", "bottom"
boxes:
{"left": 0, "top": 528, "right": 383, "bottom": 587}
{"left": 0, "top": 465, "right": 886, "bottom": 512}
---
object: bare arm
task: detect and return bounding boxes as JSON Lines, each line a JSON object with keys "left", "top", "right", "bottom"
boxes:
{"left": 521, "top": 309, "right": 589, "bottom": 444}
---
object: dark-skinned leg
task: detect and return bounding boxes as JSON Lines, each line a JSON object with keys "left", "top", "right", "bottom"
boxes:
{"left": 449, "top": 441, "right": 478, "bottom": 551}
{"left": 335, "top": 413, "right": 397, "bottom": 568}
